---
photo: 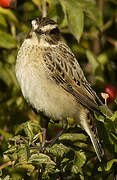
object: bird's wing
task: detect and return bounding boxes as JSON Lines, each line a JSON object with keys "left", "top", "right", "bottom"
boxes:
{"left": 42, "top": 43, "right": 101, "bottom": 113}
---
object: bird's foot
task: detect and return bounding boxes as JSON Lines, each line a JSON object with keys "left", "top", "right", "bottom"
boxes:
{"left": 39, "top": 120, "right": 68, "bottom": 152}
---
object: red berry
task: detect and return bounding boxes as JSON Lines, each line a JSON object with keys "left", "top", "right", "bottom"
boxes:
{"left": 0, "top": 0, "right": 17, "bottom": 8}
{"left": 104, "top": 84, "right": 117, "bottom": 103}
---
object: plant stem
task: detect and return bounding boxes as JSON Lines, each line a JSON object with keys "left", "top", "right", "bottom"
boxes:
{"left": 93, "top": 0, "right": 104, "bottom": 55}
{"left": 42, "top": 0, "right": 47, "bottom": 18}
{"left": 0, "top": 161, "right": 15, "bottom": 170}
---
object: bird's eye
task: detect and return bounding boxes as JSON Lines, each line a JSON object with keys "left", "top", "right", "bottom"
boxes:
{"left": 35, "top": 29, "right": 44, "bottom": 35}
{"left": 50, "top": 27, "right": 59, "bottom": 35}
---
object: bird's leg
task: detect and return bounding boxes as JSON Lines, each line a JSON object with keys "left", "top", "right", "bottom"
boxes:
{"left": 41, "top": 117, "right": 49, "bottom": 150}
{"left": 41, "top": 119, "right": 68, "bottom": 151}
{"left": 48, "top": 119, "right": 68, "bottom": 147}
{"left": 41, "top": 128, "right": 47, "bottom": 149}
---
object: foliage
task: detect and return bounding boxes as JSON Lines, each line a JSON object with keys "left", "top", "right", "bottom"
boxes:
{"left": 0, "top": 0, "right": 117, "bottom": 179}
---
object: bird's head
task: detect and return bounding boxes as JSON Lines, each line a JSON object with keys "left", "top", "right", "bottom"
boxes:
{"left": 27, "top": 17, "right": 61, "bottom": 46}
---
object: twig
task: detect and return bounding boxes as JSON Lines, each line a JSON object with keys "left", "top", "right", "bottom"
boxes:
{"left": 83, "top": 18, "right": 113, "bottom": 39}
{"left": 10, "top": 21, "right": 16, "bottom": 38}
{"left": 107, "top": 37, "right": 117, "bottom": 46}
{"left": 98, "top": 0, "right": 104, "bottom": 15}
{"left": 42, "top": 0, "right": 47, "bottom": 18}
{"left": 60, "top": 28, "right": 70, "bottom": 34}
{"left": 0, "top": 161, "right": 15, "bottom": 170}
{"left": 93, "top": 0, "right": 104, "bottom": 55}
{"left": 101, "top": 18, "right": 113, "bottom": 32}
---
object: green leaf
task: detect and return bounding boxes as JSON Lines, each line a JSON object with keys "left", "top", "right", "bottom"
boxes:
{"left": 0, "top": 128, "right": 12, "bottom": 141}
{"left": 99, "top": 105, "right": 112, "bottom": 118}
{"left": 0, "top": 14, "right": 7, "bottom": 27}
{"left": 0, "top": 30, "right": 16, "bottom": 49}
{"left": 0, "top": 170, "right": 2, "bottom": 177}
{"left": 47, "top": 143, "right": 70, "bottom": 157}
{"left": 32, "top": 0, "right": 41, "bottom": 7}
{"left": 15, "top": 121, "right": 35, "bottom": 142}
{"left": 74, "top": 0, "right": 103, "bottom": 27}
{"left": 86, "top": 50, "right": 99, "bottom": 74}
{"left": 75, "top": 151, "right": 86, "bottom": 167}
{"left": 67, "top": 8, "right": 84, "bottom": 42}
{"left": 97, "top": 53, "right": 109, "bottom": 65}
{"left": 109, "top": 132, "right": 117, "bottom": 151}
{"left": 59, "top": 133, "right": 87, "bottom": 142}
{"left": 17, "top": 164, "right": 35, "bottom": 173}
{"left": 84, "top": 3, "right": 103, "bottom": 27}
{"left": 1, "top": 175, "right": 10, "bottom": 180}
{"left": 28, "top": 153, "right": 56, "bottom": 165}
{"left": 0, "top": 65, "right": 15, "bottom": 86}
{"left": 110, "top": 111, "right": 117, "bottom": 121}
{"left": 115, "top": 96, "right": 117, "bottom": 104}
{"left": 72, "top": 151, "right": 86, "bottom": 174}
{"left": 15, "top": 121, "right": 34, "bottom": 137}
{"left": 94, "top": 113, "right": 105, "bottom": 123}
{"left": 98, "top": 159, "right": 117, "bottom": 171}
{"left": 60, "top": 0, "right": 103, "bottom": 33}
{"left": 0, "top": 7, "right": 18, "bottom": 24}
{"left": 59, "top": 0, "right": 84, "bottom": 41}
{"left": 4, "top": 145, "right": 17, "bottom": 155}
{"left": 106, "top": 0, "right": 117, "bottom": 5}
{"left": 26, "top": 122, "right": 34, "bottom": 142}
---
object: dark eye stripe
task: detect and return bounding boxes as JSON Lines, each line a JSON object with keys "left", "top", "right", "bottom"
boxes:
{"left": 35, "top": 29, "right": 44, "bottom": 35}
{"left": 50, "top": 27, "right": 60, "bottom": 35}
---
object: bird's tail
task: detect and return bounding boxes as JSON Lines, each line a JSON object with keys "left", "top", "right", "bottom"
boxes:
{"left": 80, "top": 109, "right": 104, "bottom": 161}
{"left": 88, "top": 123, "right": 103, "bottom": 161}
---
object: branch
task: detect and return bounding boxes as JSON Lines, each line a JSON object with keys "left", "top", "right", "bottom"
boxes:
{"left": 42, "top": 0, "right": 47, "bottom": 18}
{"left": 0, "top": 161, "right": 15, "bottom": 170}
{"left": 83, "top": 19, "right": 113, "bottom": 39}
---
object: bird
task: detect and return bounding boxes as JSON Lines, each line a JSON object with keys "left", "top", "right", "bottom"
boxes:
{"left": 15, "top": 17, "right": 111, "bottom": 161}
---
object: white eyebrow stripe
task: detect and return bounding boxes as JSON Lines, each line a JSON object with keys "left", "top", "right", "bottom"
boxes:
{"left": 31, "top": 19, "right": 39, "bottom": 30}
{"left": 40, "top": 24, "right": 57, "bottom": 32}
